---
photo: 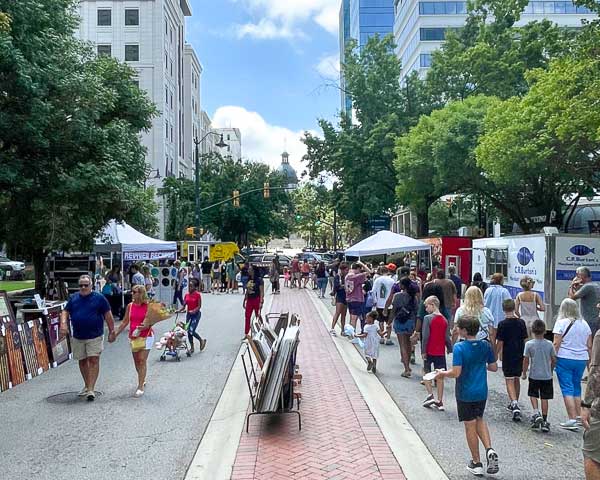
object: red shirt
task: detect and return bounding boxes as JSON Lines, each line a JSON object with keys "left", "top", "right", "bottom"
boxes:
{"left": 426, "top": 314, "right": 448, "bottom": 356}
{"left": 128, "top": 303, "right": 153, "bottom": 339}
{"left": 184, "top": 291, "right": 201, "bottom": 312}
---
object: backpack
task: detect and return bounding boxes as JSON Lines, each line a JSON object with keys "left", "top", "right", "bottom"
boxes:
{"left": 395, "top": 294, "right": 415, "bottom": 324}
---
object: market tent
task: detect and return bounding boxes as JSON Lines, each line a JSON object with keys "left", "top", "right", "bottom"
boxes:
{"left": 345, "top": 230, "right": 431, "bottom": 257}
{"left": 94, "top": 220, "right": 177, "bottom": 261}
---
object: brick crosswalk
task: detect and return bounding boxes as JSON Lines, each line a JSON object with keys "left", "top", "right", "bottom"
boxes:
{"left": 231, "top": 288, "right": 406, "bottom": 480}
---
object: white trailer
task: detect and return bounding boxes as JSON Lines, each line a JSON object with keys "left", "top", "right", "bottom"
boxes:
{"left": 472, "top": 233, "right": 600, "bottom": 329}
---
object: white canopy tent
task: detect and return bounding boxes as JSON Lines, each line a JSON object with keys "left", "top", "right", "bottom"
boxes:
{"left": 345, "top": 230, "right": 431, "bottom": 258}
{"left": 94, "top": 220, "right": 177, "bottom": 261}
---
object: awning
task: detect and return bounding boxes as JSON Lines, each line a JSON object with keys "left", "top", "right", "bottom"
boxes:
{"left": 345, "top": 230, "right": 431, "bottom": 257}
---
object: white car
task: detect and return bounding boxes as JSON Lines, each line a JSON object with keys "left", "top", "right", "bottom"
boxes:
{"left": 0, "top": 256, "right": 25, "bottom": 271}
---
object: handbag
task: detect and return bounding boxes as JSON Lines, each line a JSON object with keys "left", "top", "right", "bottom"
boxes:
{"left": 130, "top": 337, "right": 146, "bottom": 351}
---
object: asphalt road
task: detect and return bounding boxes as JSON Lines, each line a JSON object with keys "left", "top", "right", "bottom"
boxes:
{"left": 315, "top": 292, "right": 587, "bottom": 480}
{"left": 0, "top": 292, "right": 245, "bottom": 480}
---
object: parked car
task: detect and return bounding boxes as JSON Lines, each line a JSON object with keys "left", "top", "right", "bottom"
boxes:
{"left": 298, "top": 252, "right": 324, "bottom": 263}
{"left": 0, "top": 256, "right": 25, "bottom": 272}
{"left": 247, "top": 254, "right": 291, "bottom": 276}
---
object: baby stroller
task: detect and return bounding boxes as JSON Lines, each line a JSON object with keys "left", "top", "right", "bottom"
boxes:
{"left": 157, "top": 314, "right": 192, "bottom": 362}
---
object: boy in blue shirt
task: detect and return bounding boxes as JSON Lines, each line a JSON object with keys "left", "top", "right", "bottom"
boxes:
{"left": 438, "top": 315, "right": 499, "bottom": 476}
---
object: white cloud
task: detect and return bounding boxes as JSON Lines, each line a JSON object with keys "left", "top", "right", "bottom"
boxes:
{"left": 231, "top": 0, "right": 340, "bottom": 39}
{"left": 315, "top": 52, "right": 340, "bottom": 80}
{"left": 212, "top": 106, "right": 313, "bottom": 176}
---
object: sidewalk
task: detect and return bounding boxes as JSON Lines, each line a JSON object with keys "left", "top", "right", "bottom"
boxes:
{"left": 230, "top": 288, "right": 406, "bottom": 480}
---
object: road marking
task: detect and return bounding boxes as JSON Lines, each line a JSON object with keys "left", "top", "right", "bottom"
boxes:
{"left": 184, "top": 293, "right": 274, "bottom": 480}
{"left": 308, "top": 292, "right": 449, "bottom": 480}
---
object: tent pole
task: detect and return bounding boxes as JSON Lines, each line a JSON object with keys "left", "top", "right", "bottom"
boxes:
{"left": 429, "top": 247, "right": 433, "bottom": 274}
{"left": 121, "top": 251, "right": 125, "bottom": 310}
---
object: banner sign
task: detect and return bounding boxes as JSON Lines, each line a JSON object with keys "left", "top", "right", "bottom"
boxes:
{"left": 123, "top": 251, "right": 176, "bottom": 261}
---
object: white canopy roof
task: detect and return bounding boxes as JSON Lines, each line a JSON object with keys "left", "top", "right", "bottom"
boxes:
{"left": 345, "top": 230, "right": 431, "bottom": 257}
{"left": 94, "top": 220, "right": 177, "bottom": 260}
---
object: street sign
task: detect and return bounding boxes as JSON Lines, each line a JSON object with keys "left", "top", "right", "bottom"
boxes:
{"left": 367, "top": 215, "right": 390, "bottom": 233}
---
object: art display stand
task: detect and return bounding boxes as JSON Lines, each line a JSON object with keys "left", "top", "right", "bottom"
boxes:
{"left": 243, "top": 312, "right": 302, "bottom": 433}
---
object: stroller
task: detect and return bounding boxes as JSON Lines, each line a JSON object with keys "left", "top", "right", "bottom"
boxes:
{"left": 157, "top": 314, "right": 192, "bottom": 362}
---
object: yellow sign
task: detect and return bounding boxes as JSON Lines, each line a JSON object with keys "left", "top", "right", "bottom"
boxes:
{"left": 209, "top": 242, "right": 240, "bottom": 262}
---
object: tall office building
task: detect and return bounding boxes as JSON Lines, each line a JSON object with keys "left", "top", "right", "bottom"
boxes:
{"left": 213, "top": 128, "right": 242, "bottom": 161}
{"left": 183, "top": 43, "right": 202, "bottom": 179}
{"left": 394, "top": 0, "right": 597, "bottom": 80}
{"left": 339, "top": 0, "right": 396, "bottom": 114}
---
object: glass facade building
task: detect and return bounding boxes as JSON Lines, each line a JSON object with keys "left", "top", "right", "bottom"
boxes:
{"left": 394, "top": 0, "right": 597, "bottom": 80}
{"left": 340, "top": 0, "right": 395, "bottom": 113}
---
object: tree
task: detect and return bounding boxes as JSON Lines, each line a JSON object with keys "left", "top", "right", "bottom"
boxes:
{"left": 303, "top": 35, "right": 430, "bottom": 231}
{"left": 159, "top": 154, "right": 293, "bottom": 245}
{"left": 394, "top": 95, "right": 498, "bottom": 235}
{"left": 476, "top": 55, "right": 600, "bottom": 232}
{"left": 0, "top": 1, "right": 157, "bottom": 290}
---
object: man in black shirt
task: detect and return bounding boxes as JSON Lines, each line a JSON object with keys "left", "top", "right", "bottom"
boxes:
{"left": 201, "top": 257, "right": 212, "bottom": 293}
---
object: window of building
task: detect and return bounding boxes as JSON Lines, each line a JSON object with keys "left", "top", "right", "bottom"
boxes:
{"left": 420, "top": 28, "right": 446, "bottom": 41}
{"left": 125, "top": 44, "right": 139, "bottom": 62}
{"left": 170, "top": 60, "right": 173, "bottom": 76}
{"left": 165, "top": 87, "right": 169, "bottom": 106}
{"left": 170, "top": 126, "right": 173, "bottom": 142}
{"left": 132, "top": 78, "right": 140, "bottom": 89}
{"left": 170, "top": 92, "right": 173, "bottom": 108}
{"left": 97, "top": 9, "right": 111, "bottom": 26}
{"left": 486, "top": 249, "right": 508, "bottom": 278}
{"left": 227, "top": 134, "right": 230, "bottom": 140}
{"left": 165, "top": 121, "right": 169, "bottom": 139}
{"left": 125, "top": 9, "right": 139, "bottom": 26}
{"left": 420, "top": 53, "right": 432, "bottom": 67}
{"left": 97, "top": 44, "right": 111, "bottom": 57}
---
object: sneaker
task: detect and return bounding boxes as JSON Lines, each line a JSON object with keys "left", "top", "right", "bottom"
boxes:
{"left": 560, "top": 419, "right": 579, "bottom": 430}
{"left": 330, "top": 329, "right": 337, "bottom": 336}
{"left": 77, "top": 387, "right": 88, "bottom": 397}
{"left": 434, "top": 401, "right": 445, "bottom": 411}
{"left": 200, "top": 338, "right": 207, "bottom": 351}
{"left": 531, "top": 413, "right": 543, "bottom": 429}
{"left": 512, "top": 405, "right": 522, "bottom": 422}
{"left": 372, "top": 360, "right": 377, "bottom": 374}
{"left": 467, "top": 461, "right": 484, "bottom": 476}
{"left": 541, "top": 421, "right": 550, "bottom": 433}
{"left": 367, "top": 358, "right": 373, "bottom": 371}
{"left": 340, "top": 331, "right": 348, "bottom": 337}
{"left": 422, "top": 394, "right": 436, "bottom": 408}
{"left": 379, "top": 337, "right": 385, "bottom": 344}
{"left": 86, "top": 391, "right": 96, "bottom": 402}
{"left": 486, "top": 448, "right": 499, "bottom": 474}
{"left": 385, "top": 339, "right": 394, "bottom": 346}
{"left": 576, "top": 416, "right": 583, "bottom": 426}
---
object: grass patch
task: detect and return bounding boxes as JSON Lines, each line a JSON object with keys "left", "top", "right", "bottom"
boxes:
{"left": 0, "top": 280, "right": 35, "bottom": 292}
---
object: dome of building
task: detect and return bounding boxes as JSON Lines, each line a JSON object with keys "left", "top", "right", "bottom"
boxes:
{"left": 276, "top": 151, "right": 298, "bottom": 186}
{"left": 564, "top": 204, "right": 600, "bottom": 233}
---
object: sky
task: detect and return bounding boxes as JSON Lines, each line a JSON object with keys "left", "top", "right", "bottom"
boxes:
{"left": 186, "top": 0, "right": 342, "bottom": 174}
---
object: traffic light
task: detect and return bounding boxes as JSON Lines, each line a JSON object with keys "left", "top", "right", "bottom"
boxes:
{"left": 233, "top": 190, "right": 240, "bottom": 207}
{"left": 263, "top": 182, "right": 270, "bottom": 198}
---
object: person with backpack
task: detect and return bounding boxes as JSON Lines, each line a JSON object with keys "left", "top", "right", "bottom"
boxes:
{"left": 390, "top": 277, "right": 418, "bottom": 377}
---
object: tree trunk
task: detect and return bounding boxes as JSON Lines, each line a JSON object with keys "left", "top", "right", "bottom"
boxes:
{"left": 416, "top": 210, "right": 429, "bottom": 238}
{"left": 32, "top": 248, "right": 46, "bottom": 295}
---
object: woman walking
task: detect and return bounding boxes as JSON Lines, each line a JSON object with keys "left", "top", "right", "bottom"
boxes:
{"left": 316, "top": 261, "right": 328, "bottom": 298}
{"left": 515, "top": 275, "right": 544, "bottom": 336}
{"left": 454, "top": 286, "right": 496, "bottom": 343}
{"left": 226, "top": 259, "right": 237, "bottom": 293}
{"left": 390, "top": 277, "right": 418, "bottom": 377}
{"left": 104, "top": 265, "right": 123, "bottom": 319}
{"left": 114, "top": 285, "right": 154, "bottom": 397}
{"left": 553, "top": 298, "right": 592, "bottom": 430}
{"left": 269, "top": 258, "right": 280, "bottom": 294}
{"left": 243, "top": 266, "right": 264, "bottom": 335}
{"left": 330, "top": 262, "right": 349, "bottom": 336}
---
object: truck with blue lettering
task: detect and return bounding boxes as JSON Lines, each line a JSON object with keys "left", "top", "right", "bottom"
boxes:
{"left": 471, "top": 233, "right": 600, "bottom": 329}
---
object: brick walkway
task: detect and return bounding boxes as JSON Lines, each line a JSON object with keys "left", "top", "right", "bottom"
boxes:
{"left": 231, "top": 288, "right": 406, "bottom": 480}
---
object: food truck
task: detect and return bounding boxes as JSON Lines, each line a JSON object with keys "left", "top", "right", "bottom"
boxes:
{"left": 472, "top": 232, "right": 600, "bottom": 329}
{"left": 423, "top": 236, "right": 473, "bottom": 284}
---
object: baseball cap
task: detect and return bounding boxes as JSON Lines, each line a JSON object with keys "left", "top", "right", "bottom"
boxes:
{"left": 386, "top": 263, "right": 397, "bottom": 272}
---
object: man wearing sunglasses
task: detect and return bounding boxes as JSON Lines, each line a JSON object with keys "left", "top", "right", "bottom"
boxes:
{"left": 60, "top": 274, "right": 115, "bottom": 401}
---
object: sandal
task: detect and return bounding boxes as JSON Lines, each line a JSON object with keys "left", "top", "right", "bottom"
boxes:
{"left": 401, "top": 371, "right": 411, "bottom": 378}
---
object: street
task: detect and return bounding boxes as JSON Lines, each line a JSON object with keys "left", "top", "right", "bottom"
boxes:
{"left": 316, "top": 293, "right": 587, "bottom": 480}
{"left": 0, "top": 293, "right": 245, "bottom": 480}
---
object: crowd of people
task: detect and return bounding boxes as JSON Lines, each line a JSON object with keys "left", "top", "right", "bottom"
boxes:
{"left": 308, "top": 260, "right": 599, "bottom": 478}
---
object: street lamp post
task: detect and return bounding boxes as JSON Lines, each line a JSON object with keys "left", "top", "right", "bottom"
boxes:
{"left": 193, "top": 132, "right": 228, "bottom": 237}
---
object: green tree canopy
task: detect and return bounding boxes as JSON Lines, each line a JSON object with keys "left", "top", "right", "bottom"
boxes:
{"left": 0, "top": 0, "right": 157, "bottom": 288}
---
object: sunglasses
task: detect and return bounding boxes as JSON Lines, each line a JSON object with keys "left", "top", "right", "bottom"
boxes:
{"left": 79, "top": 284, "right": 90, "bottom": 288}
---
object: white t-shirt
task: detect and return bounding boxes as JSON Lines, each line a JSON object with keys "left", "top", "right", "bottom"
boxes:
{"left": 454, "top": 306, "right": 495, "bottom": 341}
{"left": 372, "top": 275, "right": 395, "bottom": 309}
{"left": 552, "top": 318, "right": 591, "bottom": 361}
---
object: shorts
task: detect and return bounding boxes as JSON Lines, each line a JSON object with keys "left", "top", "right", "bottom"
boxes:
{"left": 71, "top": 335, "right": 103, "bottom": 360}
{"left": 424, "top": 354, "right": 447, "bottom": 373}
{"left": 131, "top": 336, "right": 155, "bottom": 352}
{"left": 527, "top": 378, "right": 554, "bottom": 400}
{"left": 213, "top": 273, "right": 221, "bottom": 281}
{"left": 583, "top": 416, "right": 600, "bottom": 464}
{"left": 502, "top": 359, "right": 523, "bottom": 378}
{"left": 293, "top": 272, "right": 301, "bottom": 280}
{"left": 556, "top": 357, "right": 587, "bottom": 397}
{"left": 348, "top": 301, "right": 363, "bottom": 316}
{"left": 457, "top": 399, "right": 487, "bottom": 422}
{"left": 393, "top": 317, "right": 415, "bottom": 335}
